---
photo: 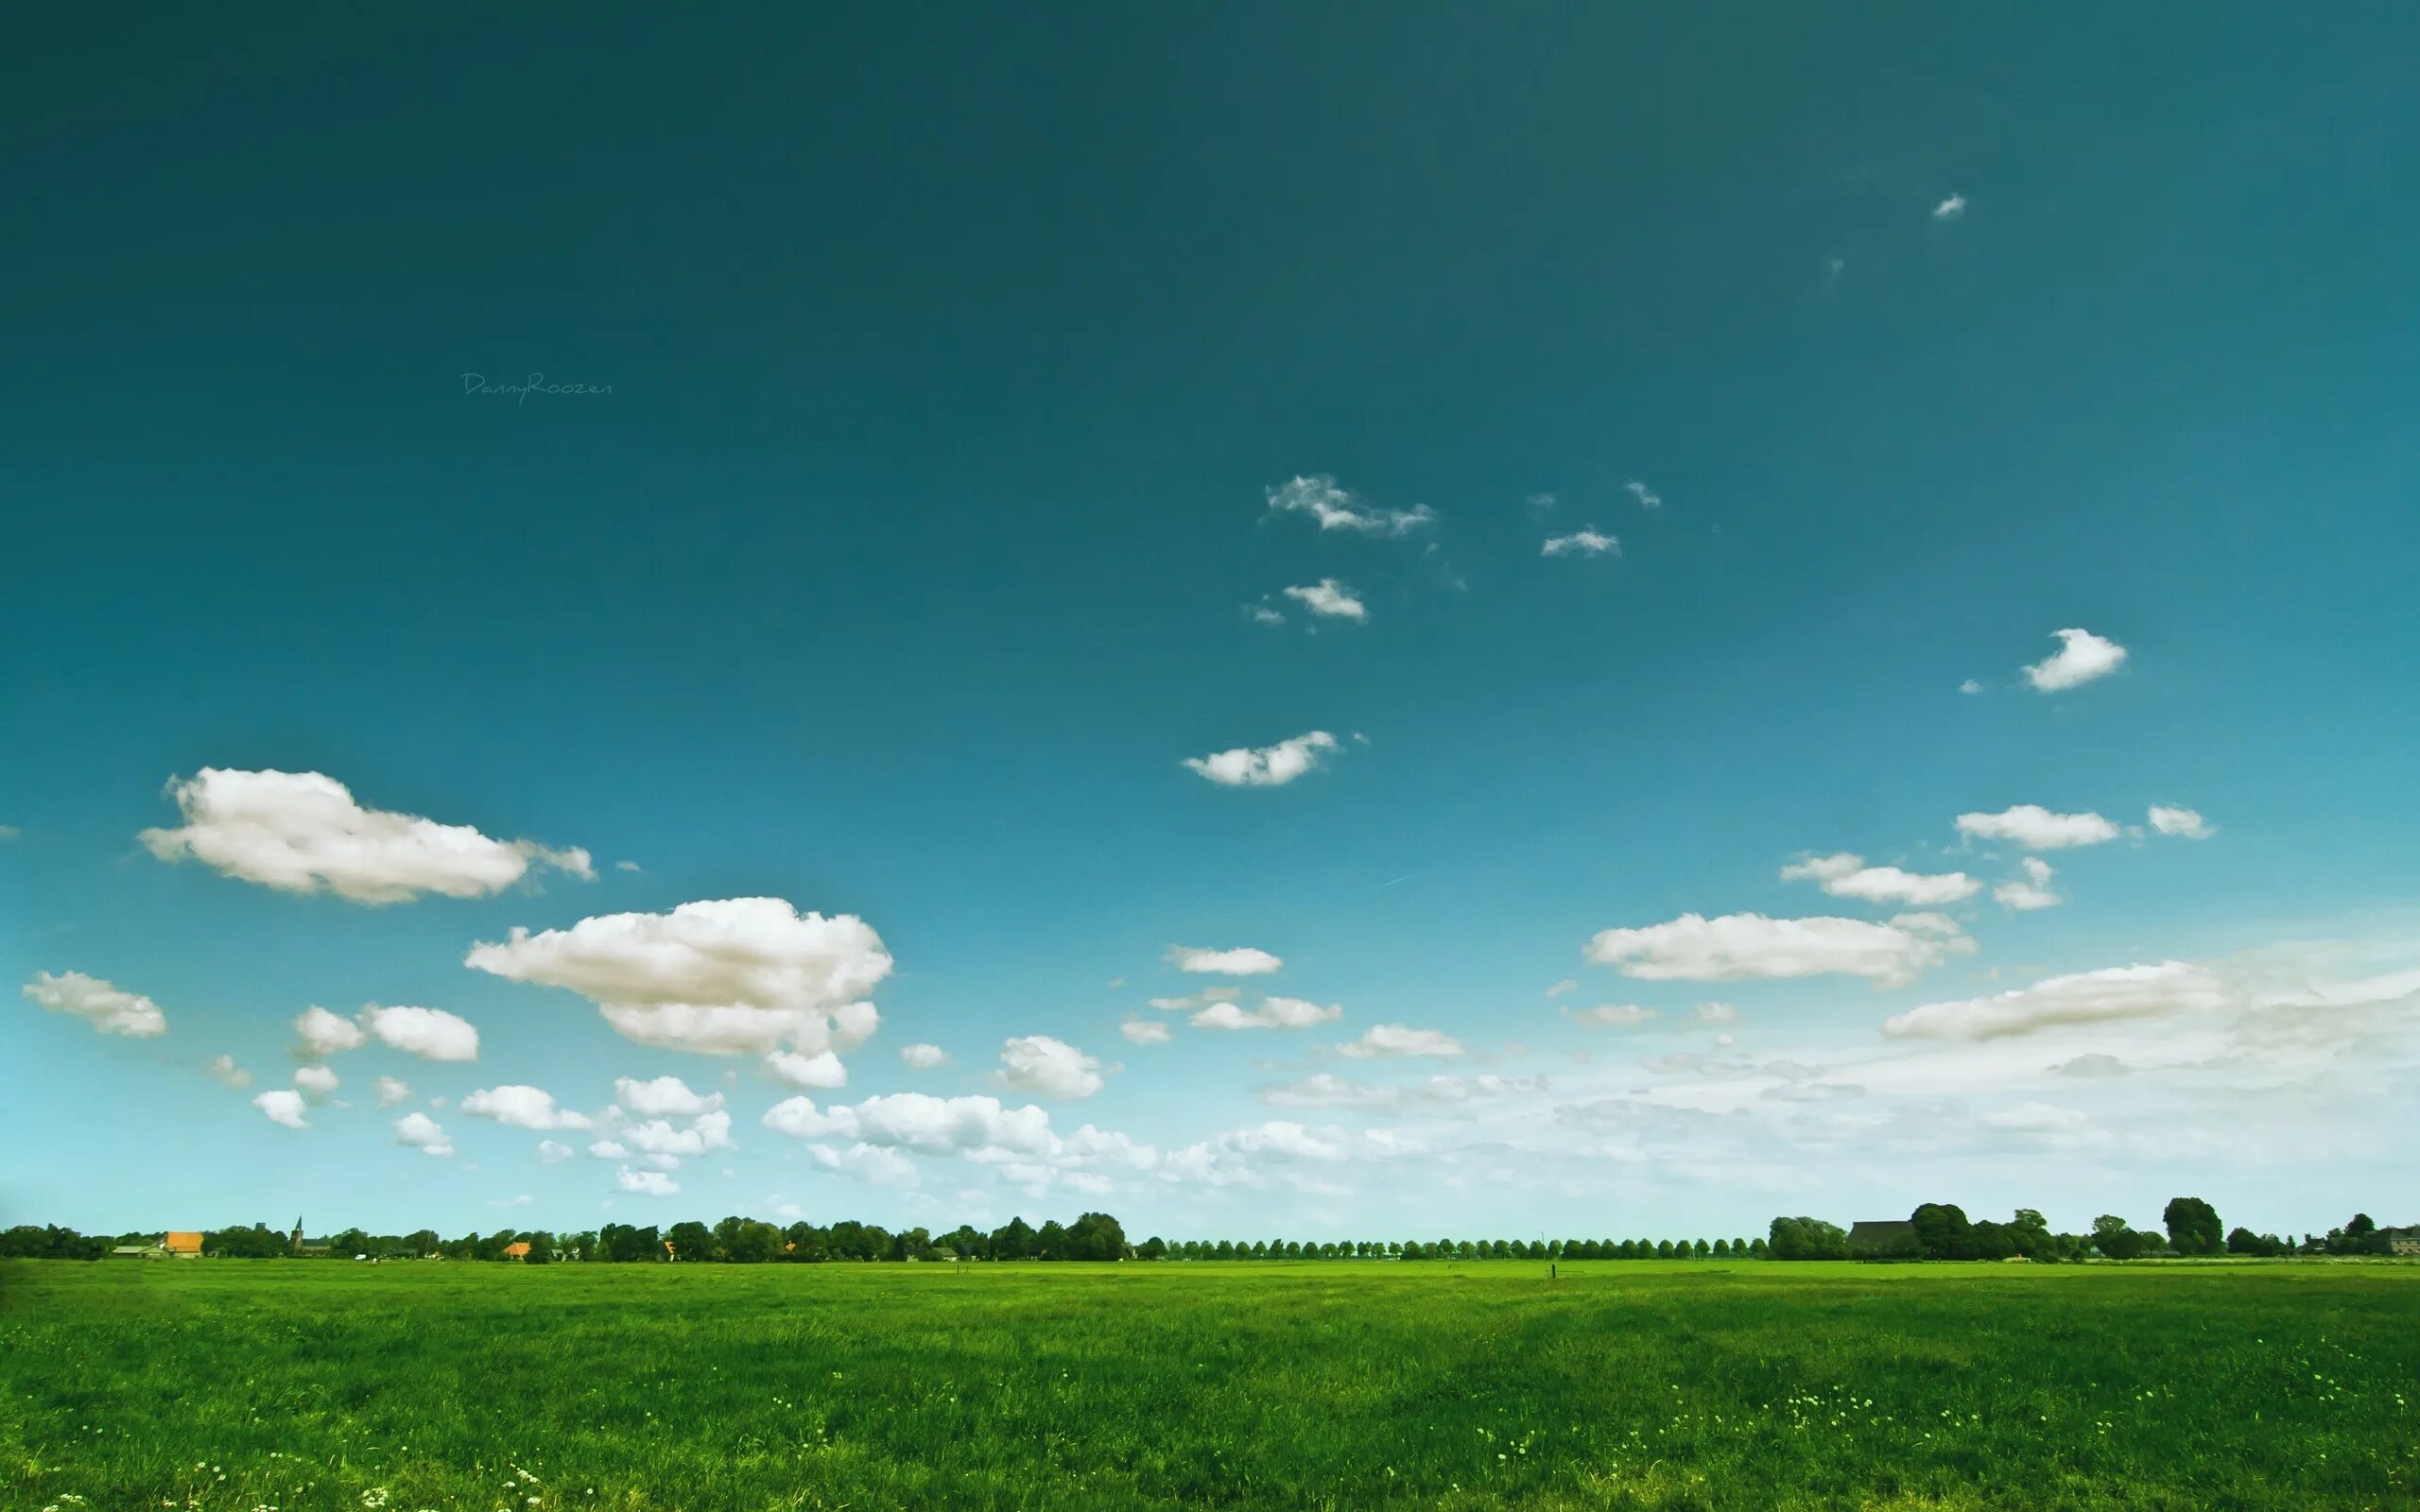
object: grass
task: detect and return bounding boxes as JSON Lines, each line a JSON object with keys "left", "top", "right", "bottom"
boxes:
{"left": 2, "top": 1260, "right": 2412, "bottom": 1511}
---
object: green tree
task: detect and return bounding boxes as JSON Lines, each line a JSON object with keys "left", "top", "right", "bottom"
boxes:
{"left": 1767, "top": 1217, "right": 1850, "bottom": 1261}
{"left": 1910, "top": 1203, "right": 1976, "bottom": 1261}
{"left": 2162, "top": 1197, "right": 2224, "bottom": 1257}
{"left": 666, "top": 1221, "right": 715, "bottom": 1262}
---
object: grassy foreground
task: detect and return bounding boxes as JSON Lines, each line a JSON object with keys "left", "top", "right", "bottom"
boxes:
{"left": 2, "top": 1260, "right": 2412, "bottom": 1511}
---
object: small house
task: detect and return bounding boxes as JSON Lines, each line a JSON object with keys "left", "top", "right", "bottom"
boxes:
{"left": 111, "top": 1244, "right": 167, "bottom": 1260}
{"left": 2382, "top": 1226, "right": 2420, "bottom": 1257}
{"left": 1847, "top": 1220, "right": 1920, "bottom": 1259}
{"left": 503, "top": 1240, "right": 532, "bottom": 1261}
{"left": 164, "top": 1231, "right": 203, "bottom": 1259}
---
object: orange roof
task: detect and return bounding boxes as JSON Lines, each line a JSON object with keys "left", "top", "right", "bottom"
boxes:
{"left": 503, "top": 1241, "right": 532, "bottom": 1258}
{"left": 164, "top": 1231, "right": 203, "bottom": 1255}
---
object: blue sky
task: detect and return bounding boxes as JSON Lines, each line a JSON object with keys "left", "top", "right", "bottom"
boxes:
{"left": 5, "top": 8, "right": 2416, "bottom": 1241}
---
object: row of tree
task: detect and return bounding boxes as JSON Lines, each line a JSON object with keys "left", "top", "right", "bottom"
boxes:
{"left": 5, "top": 1203, "right": 2402, "bottom": 1264}
{"left": 1766, "top": 1200, "right": 2405, "bottom": 1262}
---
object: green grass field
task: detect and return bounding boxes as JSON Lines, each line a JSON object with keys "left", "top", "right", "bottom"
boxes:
{"left": 3, "top": 1260, "right": 2412, "bottom": 1511}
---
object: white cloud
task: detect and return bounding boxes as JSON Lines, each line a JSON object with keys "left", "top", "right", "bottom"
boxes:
{"left": 1182, "top": 731, "right": 1340, "bottom": 788}
{"left": 138, "top": 767, "right": 590, "bottom": 903}
{"left": 1882, "top": 961, "right": 2230, "bottom": 1040}
{"left": 1166, "top": 946, "right": 1282, "bottom": 977}
{"left": 460, "top": 1084, "right": 593, "bottom": 1130}
{"left": 358, "top": 1005, "right": 480, "bottom": 1062}
{"left": 1564, "top": 1004, "right": 1658, "bottom": 1028}
{"left": 994, "top": 1035, "right": 1105, "bottom": 1099}
{"left": 1245, "top": 601, "right": 1287, "bottom": 627}
{"left": 1932, "top": 194, "right": 1967, "bottom": 221}
{"left": 205, "top": 1054, "right": 252, "bottom": 1090}
{"left": 1190, "top": 996, "right": 1343, "bottom": 1031}
{"left": 1265, "top": 473, "right": 1437, "bottom": 537}
{"left": 393, "top": 1111, "right": 454, "bottom": 1157}
{"left": 253, "top": 1089, "right": 309, "bottom": 1128}
{"left": 2149, "top": 805, "right": 2215, "bottom": 839}
{"left": 1780, "top": 852, "right": 1981, "bottom": 905}
{"left": 2021, "top": 628, "right": 2127, "bottom": 692}
{"left": 374, "top": 1074, "right": 412, "bottom": 1108}
{"left": 1693, "top": 1002, "right": 1739, "bottom": 1024}
{"left": 616, "top": 1167, "right": 679, "bottom": 1196}
{"left": 1624, "top": 480, "right": 1662, "bottom": 509}
{"left": 292, "top": 1004, "right": 367, "bottom": 1057}
{"left": 538, "top": 1139, "right": 574, "bottom": 1164}
{"left": 1149, "top": 988, "right": 1241, "bottom": 1011}
{"left": 588, "top": 1138, "right": 629, "bottom": 1159}
{"left": 1585, "top": 912, "right": 1963, "bottom": 988}
{"left": 1541, "top": 528, "right": 1619, "bottom": 558}
{"left": 765, "top": 1092, "right": 1055, "bottom": 1157}
{"left": 1121, "top": 1019, "right": 1172, "bottom": 1045}
{"left": 622, "top": 1109, "right": 735, "bottom": 1160}
{"left": 24, "top": 971, "right": 167, "bottom": 1038}
{"left": 766, "top": 1049, "right": 848, "bottom": 1089}
{"left": 804, "top": 1143, "right": 924, "bottom": 1187}
{"left": 292, "top": 1064, "right": 339, "bottom": 1099}
{"left": 466, "top": 898, "right": 891, "bottom": 1057}
{"left": 1338, "top": 1023, "right": 1465, "bottom": 1059}
{"left": 1281, "top": 578, "right": 1368, "bottom": 621}
{"left": 1994, "top": 856, "right": 2063, "bottom": 911}
{"left": 1955, "top": 805, "right": 2119, "bottom": 850}
{"left": 1545, "top": 978, "right": 1579, "bottom": 999}
{"left": 899, "top": 1042, "right": 949, "bottom": 1070}
{"left": 1959, "top": 679, "right": 1985, "bottom": 695}
{"left": 613, "top": 1075, "right": 724, "bottom": 1119}
{"left": 614, "top": 859, "right": 642, "bottom": 872}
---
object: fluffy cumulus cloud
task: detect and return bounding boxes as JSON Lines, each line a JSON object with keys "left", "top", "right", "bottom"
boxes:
{"left": 459, "top": 1084, "right": 593, "bottom": 1130}
{"left": 899, "top": 1042, "right": 949, "bottom": 1070}
{"left": 1780, "top": 852, "right": 1980, "bottom": 906}
{"left": 1337, "top": 1023, "right": 1465, "bottom": 1059}
{"left": 292, "top": 1064, "right": 339, "bottom": 1099}
{"left": 358, "top": 1005, "right": 480, "bottom": 1061}
{"left": 1166, "top": 946, "right": 1283, "bottom": 976}
{"left": 2021, "top": 628, "right": 2127, "bottom": 693}
{"left": 2149, "top": 805, "right": 2215, "bottom": 839}
{"left": 24, "top": 971, "right": 167, "bottom": 1038}
{"left": 994, "top": 1036, "right": 1106, "bottom": 1099}
{"left": 538, "top": 1139, "right": 574, "bottom": 1163}
{"left": 1191, "top": 996, "right": 1342, "bottom": 1031}
{"left": 1120, "top": 1019, "right": 1172, "bottom": 1045}
{"left": 374, "top": 1074, "right": 412, "bottom": 1108}
{"left": 1995, "top": 856, "right": 2063, "bottom": 911}
{"left": 766, "top": 1091, "right": 1054, "bottom": 1156}
{"left": 292, "top": 1004, "right": 367, "bottom": 1057}
{"left": 138, "top": 767, "right": 591, "bottom": 903}
{"left": 1541, "top": 527, "right": 1619, "bottom": 558}
{"left": 1565, "top": 1003, "right": 1658, "bottom": 1028}
{"left": 613, "top": 1075, "right": 723, "bottom": 1119}
{"left": 1955, "top": 805, "right": 2118, "bottom": 850}
{"left": 616, "top": 1167, "right": 679, "bottom": 1196}
{"left": 253, "top": 1089, "right": 309, "bottom": 1128}
{"left": 766, "top": 1049, "right": 848, "bottom": 1089}
{"left": 1882, "top": 961, "right": 2230, "bottom": 1040}
{"left": 393, "top": 1110, "right": 453, "bottom": 1157}
{"left": 206, "top": 1054, "right": 253, "bottom": 1089}
{"left": 1585, "top": 911, "right": 1963, "bottom": 988}
{"left": 1281, "top": 578, "right": 1368, "bottom": 621}
{"left": 1182, "top": 731, "right": 1340, "bottom": 788}
{"left": 1265, "top": 473, "right": 1436, "bottom": 537}
{"left": 620, "top": 1109, "right": 735, "bottom": 1161}
{"left": 466, "top": 898, "right": 891, "bottom": 1057}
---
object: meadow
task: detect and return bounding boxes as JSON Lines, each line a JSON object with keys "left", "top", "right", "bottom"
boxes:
{"left": 2, "top": 1260, "right": 2411, "bottom": 1511}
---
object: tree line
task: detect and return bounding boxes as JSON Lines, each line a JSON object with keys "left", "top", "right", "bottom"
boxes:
{"left": 4, "top": 1200, "right": 2403, "bottom": 1263}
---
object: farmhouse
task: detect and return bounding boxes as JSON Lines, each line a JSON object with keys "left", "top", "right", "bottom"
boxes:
{"left": 503, "top": 1241, "right": 532, "bottom": 1261}
{"left": 2382, "top": 1226, "right": 2420, "bottom": 1257}
{"left": 1847, "top": 1220, "right": 1920, "bottom": 1259}
{"left": 111, "top": 1244, "right": 168, "bottom": 1259}
{"left": 164, "top": 1230, "right": 203, "bottom": 1259}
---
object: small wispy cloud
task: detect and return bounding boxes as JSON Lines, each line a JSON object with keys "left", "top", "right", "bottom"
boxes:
{"left": 1542, "top": 528, "right": 1619, "bottom": 558}
{"left": 1265, "top": 474, "right": 1436, "bottom": 538}
{"left": 1932, "top": 194, "right": 1967, "bottom": 221}
{"left": 1282, "top": 578, "right": 1368, "bottom": 622}
{"left": 1624, "top": 480, "right": 1662, "bottom": 509}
